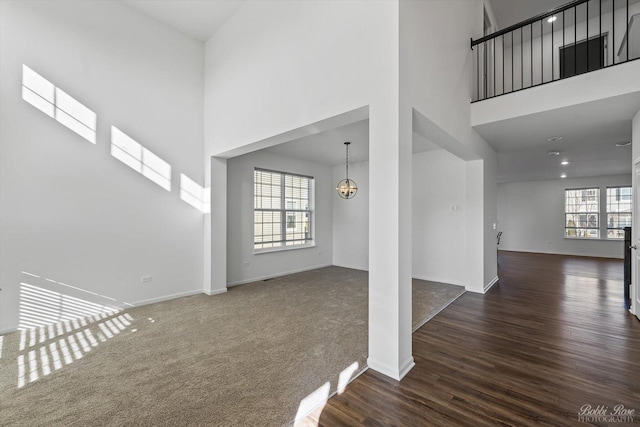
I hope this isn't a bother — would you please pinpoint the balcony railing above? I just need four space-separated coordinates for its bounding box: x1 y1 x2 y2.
471 0 640 102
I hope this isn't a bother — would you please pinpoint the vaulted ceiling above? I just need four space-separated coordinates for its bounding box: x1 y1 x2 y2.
117 0 636 182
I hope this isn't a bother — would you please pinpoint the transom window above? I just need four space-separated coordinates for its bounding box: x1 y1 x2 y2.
565 188 600 238
606 187 632 239
254 169 313 251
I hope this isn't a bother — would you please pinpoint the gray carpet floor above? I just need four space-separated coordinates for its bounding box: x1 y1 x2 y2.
0 266 464 426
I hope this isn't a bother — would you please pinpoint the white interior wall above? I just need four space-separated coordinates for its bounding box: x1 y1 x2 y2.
333 162 369 271
0 0 205 333
400 0 498 291
333 150 469 287
204 0 416 379
226 151 333 285
497 175 631 258
412 151 468 286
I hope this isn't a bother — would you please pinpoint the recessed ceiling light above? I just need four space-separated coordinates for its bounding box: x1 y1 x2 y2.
547 16 557 23
547 136 563 141
561 160 570 165
548 151 560 156
560 174 567 178
616 141 631 147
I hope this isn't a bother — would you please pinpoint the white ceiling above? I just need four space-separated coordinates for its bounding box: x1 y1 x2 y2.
117 0 637 182
263 120 440 167
489 0 570 29
475 92 640 182
119 0 245 42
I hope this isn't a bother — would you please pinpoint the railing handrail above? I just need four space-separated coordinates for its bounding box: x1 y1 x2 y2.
471 0 589 47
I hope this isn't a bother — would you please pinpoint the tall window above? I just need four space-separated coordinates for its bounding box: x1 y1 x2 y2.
254 169 313 251
565 188 600 238
606 187 632 239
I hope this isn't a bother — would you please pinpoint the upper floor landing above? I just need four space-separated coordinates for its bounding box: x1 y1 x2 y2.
471 0 640 126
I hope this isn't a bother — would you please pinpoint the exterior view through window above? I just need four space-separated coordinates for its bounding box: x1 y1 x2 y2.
565 186 632 239
565 188 599 238
606 187 632 239
254 169 313 251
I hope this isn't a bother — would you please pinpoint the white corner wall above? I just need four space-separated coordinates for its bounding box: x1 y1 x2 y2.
332 150 470 287
227 151 333 285
204 0 415 380
497 175 631 259
333 161 369 271
0 1 205 333
400 0 498 290
412 151 468 286
204 0 398 159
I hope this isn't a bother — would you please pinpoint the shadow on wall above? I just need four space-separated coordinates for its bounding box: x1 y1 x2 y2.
20 64 210 213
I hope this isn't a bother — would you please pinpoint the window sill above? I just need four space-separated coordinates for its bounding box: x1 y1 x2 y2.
563 237 624 242
254 243 316 255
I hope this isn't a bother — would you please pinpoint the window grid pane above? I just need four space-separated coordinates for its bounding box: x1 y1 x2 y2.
606 187 632 239
565 188 600 238
254 169 313 250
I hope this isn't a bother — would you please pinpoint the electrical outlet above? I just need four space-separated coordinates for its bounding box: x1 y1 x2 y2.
141 275 152 283
243 262 249 267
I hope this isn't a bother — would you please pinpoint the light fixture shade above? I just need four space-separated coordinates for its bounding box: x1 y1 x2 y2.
337 178 358 199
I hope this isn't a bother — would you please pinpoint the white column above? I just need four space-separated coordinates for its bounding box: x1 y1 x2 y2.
206 156 228 296
367 100 414 380
464 159 486 293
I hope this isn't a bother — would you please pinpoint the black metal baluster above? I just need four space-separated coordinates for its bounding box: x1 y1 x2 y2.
477 46 480 100
511 32 514 92
484 41 487 98
627 0 629 62
531 24 533 85
468 0 621 102
541 20 544 83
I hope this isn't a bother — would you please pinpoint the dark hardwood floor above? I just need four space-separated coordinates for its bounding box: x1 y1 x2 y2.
304 251 640 426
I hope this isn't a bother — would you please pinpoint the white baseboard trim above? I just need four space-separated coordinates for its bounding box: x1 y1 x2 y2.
203 288 227 296
398 357 416 380
484 276 499 293
499 248 623 260
0 289 205 335
332 262 369 272
412 274 466 288
125 289 204 309
367 356 415 381
227 263 333 287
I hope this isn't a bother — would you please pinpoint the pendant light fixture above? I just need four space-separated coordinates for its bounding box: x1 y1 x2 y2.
336 142 358 199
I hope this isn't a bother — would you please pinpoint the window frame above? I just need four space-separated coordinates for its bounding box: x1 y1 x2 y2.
253 168 314 253
606 186 632 240
564 187 600 239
